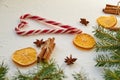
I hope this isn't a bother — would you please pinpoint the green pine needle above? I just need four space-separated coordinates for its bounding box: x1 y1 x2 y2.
94 27 119 43
95 54 120 67
111 50 120 59
34 61 65 80
94 26 120 52
13 70 33 80
12 60 65 80
72 72 88 80
95 41 120 52
0 62 8 80
93 26 120 80
104 69 120 80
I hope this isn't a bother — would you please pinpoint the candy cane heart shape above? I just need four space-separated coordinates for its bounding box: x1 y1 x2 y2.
15 14 82 36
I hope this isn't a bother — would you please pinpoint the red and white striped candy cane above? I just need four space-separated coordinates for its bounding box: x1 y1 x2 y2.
15 14 82 35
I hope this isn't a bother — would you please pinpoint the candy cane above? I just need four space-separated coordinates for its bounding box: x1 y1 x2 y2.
15 14 82 35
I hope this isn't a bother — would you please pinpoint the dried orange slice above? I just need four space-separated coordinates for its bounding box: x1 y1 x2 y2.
97 15 117 28
73 33 96 49
12 47 37 66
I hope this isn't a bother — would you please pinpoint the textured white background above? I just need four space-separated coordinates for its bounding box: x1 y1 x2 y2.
0 0 119 80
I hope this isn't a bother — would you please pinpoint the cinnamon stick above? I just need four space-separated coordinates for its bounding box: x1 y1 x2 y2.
106 4 118 7
37 47 47 62
37 37 55 62
108 27 120 31
103 4 120 15
103 9 118 15
43 38 55 60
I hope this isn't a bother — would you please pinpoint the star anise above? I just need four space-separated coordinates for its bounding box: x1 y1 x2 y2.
80 18 89 26
64 55 77 65
33 39 45 47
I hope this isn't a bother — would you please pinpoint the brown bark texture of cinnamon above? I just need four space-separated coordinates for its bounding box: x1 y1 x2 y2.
37 37 55 62
103 4 120 15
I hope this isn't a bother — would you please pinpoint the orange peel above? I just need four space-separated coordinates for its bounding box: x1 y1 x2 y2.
12 47 37 66
97 15 117 28
73 33 96 49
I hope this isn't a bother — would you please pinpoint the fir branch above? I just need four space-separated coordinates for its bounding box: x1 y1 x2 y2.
111 50 120 59
94 26 120 52
94 26 119 44
12 60 65 80
0 62 8 80
95 54 120 67
93 26 120 80
13 70 33 80
115 30 120 40
95 42 120 52
34 61 65 80
72 72 88 80
104 69 120 80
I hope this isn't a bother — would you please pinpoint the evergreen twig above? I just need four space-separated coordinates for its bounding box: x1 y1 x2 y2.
94 26 120 52
13 70 33 80
104 69 120 80
93 26 120 80
72 72 88 80
12 60 65 80
95 54 120 67
94 27 118 43
0 62 8 80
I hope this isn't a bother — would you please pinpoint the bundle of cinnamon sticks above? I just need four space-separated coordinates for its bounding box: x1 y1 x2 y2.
37 37 55 62
103 4 120 15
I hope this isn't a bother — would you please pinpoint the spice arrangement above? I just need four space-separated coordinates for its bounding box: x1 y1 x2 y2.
1 0 120 80
1 11 120 79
